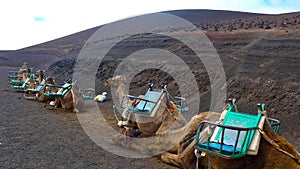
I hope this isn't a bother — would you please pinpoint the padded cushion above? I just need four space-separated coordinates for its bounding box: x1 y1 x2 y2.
199 142 241 153
136 91 163 112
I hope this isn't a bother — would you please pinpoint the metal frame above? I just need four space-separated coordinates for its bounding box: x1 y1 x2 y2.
195 100 281 159
43 82 73 98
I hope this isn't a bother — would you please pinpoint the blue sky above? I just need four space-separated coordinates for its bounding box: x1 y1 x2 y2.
0 0 299 50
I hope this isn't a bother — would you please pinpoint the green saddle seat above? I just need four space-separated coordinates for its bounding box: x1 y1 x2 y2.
81 88 95 100
195 103 263 159
44 83 73 98
26 79 45 93
123 89 164 116
11 76 32 90
134 90 164 114
8 71 19 79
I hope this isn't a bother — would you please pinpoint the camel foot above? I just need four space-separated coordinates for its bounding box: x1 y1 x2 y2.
73 108 79 113
124 128 142 137
118 121 129 127
161 152 181 168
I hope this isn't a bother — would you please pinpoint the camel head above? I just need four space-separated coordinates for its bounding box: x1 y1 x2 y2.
105 75 126 87
19 68 28 74
45 76 55 85
36 70 44 78
36 70 44 84
19 68 28 76
71 84 85 110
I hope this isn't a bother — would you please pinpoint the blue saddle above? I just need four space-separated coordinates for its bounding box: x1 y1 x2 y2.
26 79 45 93
124 89 164 115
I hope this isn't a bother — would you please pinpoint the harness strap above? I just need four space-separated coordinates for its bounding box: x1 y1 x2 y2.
194 149 201 169
259 129 300 164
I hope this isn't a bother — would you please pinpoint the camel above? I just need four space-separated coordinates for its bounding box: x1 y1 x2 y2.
11 69 29 86
26 69 44 90
42 80 85 113
37 76 56 102
24 70 46 99
53 84 85 113
105 75 187 137
36 69 44 84
113 104 300 169
9 62 29 82
113 111 220 157
11 70 36 91
18 66 30 82
105 75 127 104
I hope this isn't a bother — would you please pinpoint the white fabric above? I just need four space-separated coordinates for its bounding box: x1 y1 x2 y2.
94 94 106 102
50 101 55 106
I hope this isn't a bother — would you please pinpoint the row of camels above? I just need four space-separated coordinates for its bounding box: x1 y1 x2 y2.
105 75 300 169
8 66 300 169
9 68 84 113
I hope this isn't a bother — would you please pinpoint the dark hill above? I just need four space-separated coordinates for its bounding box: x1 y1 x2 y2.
0 10 266 69
164 9 266 24
0 26 100 69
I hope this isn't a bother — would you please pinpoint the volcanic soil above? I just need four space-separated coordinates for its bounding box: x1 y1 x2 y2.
1 10 300 169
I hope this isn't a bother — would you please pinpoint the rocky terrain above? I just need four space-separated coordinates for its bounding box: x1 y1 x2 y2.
1 9 299 168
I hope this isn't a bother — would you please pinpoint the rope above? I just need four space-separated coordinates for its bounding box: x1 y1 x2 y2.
194 149 200 169
259 129 300 164
23 93 38 100
207 154 211 169
113 105 121 123
194 150 212 169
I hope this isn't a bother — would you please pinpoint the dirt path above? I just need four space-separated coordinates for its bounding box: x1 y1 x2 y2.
0 67 177 169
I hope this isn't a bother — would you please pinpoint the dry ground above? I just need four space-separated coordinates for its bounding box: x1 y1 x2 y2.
0 66 178 169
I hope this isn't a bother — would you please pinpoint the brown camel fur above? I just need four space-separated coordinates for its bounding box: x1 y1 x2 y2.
188 121 300 169
52 84 85 113
26 76 36 90
105 75 187 137
114 109 300 169
36 69 44 84
26 69 44 90
19 69 28 82
38 77 56 102
113 112 220 155
105 75 127 103
13 69 29 86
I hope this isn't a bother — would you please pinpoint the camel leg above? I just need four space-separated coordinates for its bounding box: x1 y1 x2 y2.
54 98 61 108
73 108 79 113
178 139 198 169
136 131 155 138
124 128 142 137
161 139 197 169
161 152 182 168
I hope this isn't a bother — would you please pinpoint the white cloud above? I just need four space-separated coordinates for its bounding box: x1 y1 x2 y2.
0 0 298 50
